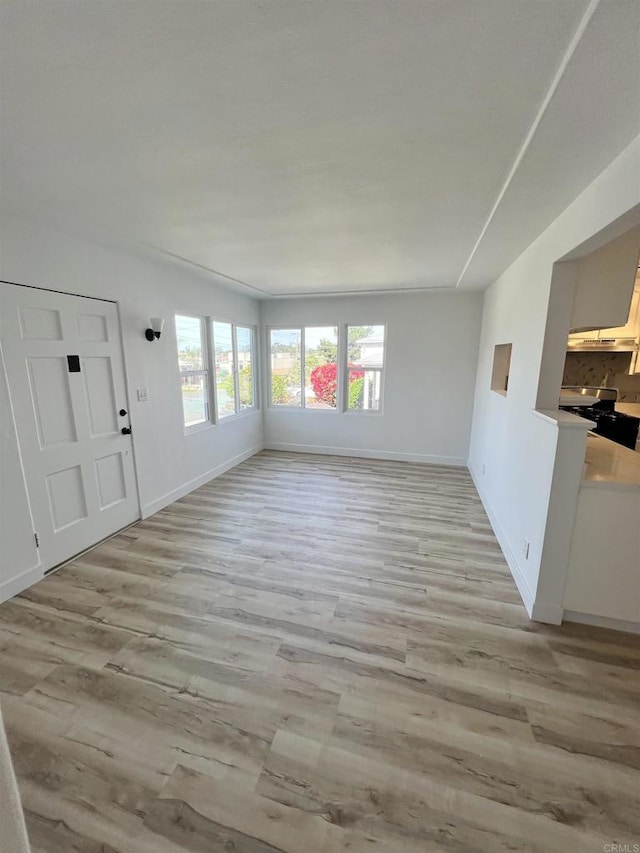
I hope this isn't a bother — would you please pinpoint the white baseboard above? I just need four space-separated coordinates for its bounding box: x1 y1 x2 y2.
0 443 262 604
141 443 264 519
531 601 564 625
0 562 43 605
265 442 466 467
563 610 640 635
469 464 537 619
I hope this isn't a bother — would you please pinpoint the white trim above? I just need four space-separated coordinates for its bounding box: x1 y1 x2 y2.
141 443 264 518
469 463 536 618
0 562 43 605
563 609 640 635
266 284 456 298
455 0 601 288
531 600 564 625
235 323 259 413
184 419 215 437
216 407 261 425
115 300 143 518
265 441 466 466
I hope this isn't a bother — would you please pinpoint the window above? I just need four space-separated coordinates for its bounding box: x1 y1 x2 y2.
236 326 255 410
346 325 385 411
213 321 236 418
212 321 257 418
175 315 210 428
269 326 338 408
305 326 338 408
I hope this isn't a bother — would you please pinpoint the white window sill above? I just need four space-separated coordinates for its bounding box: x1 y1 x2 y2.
184 420 214 436
217 407 260 424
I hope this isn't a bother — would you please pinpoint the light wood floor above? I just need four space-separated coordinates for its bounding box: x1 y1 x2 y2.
1 451 639 852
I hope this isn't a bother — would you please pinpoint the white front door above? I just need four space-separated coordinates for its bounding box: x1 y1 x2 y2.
0 284 139 571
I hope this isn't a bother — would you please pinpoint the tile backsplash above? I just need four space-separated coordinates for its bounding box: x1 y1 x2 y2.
563 352 640 402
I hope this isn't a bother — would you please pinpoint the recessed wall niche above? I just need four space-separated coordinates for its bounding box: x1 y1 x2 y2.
491 343 512 395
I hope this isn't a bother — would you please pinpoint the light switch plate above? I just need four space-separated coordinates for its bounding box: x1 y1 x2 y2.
137 388 149 402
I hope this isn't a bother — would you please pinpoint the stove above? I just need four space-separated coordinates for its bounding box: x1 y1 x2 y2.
560 386 639 450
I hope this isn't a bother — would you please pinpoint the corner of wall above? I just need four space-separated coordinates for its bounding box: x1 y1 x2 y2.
141 441 264 519
468 462 535 618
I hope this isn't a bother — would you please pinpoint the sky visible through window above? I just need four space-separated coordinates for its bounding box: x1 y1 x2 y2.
176 315 201 352
175 315 205 369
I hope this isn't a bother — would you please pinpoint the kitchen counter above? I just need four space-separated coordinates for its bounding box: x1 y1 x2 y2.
583 433 640 487
616 402 640 417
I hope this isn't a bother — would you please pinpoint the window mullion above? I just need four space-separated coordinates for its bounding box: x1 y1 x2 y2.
205 318 210 423
337 324 347 412
250 327 256 409
300 327 306 408
232 325 240 414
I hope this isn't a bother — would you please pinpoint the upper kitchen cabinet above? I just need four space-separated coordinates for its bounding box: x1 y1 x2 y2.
568 280 640 343
568 329 600 341
596 283 640 341
569 228 640 333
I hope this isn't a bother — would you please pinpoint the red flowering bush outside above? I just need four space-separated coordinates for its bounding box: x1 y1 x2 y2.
310 362 338 406
310 362 363 407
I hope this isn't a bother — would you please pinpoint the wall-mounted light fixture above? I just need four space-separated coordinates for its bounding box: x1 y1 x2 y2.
145 317 165 342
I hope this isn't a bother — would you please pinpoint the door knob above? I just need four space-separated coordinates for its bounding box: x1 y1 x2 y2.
121 427 132 435
119 409 127 417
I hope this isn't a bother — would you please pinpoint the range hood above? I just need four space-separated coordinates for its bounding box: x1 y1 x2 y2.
567 336 638 352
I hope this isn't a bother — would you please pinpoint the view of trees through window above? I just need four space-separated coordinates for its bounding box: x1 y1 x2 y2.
175 315 256 428
176 314 209 427
269 325 384 410
213 322 255 417
175 316 383 423
235 327 255 410
213 322 236 417
270 329 303 407
347 324 385 411
270 327 338 408
305 327 338 408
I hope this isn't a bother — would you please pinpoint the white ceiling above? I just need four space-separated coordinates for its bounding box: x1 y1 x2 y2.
1 0 638 297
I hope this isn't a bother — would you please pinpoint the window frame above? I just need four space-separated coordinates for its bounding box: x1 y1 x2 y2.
267 325 340 411
212 320 258 422
175 313 213 433
343 323 387 415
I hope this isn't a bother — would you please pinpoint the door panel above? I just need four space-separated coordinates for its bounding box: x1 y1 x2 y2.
0 284 140 572
95 453 127 509
27 356 77 447
45 465 88 531
78 312 109 343
19 306 64 340
83 357 119 437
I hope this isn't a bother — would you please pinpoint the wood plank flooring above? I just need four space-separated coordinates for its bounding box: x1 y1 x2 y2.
1 450 639 852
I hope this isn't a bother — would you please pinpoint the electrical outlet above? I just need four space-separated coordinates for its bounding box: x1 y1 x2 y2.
523 539 530 560
482 464 486 475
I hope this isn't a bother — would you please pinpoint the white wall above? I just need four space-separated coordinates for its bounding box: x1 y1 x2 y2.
469 135 640 622
0 212 263 598
261 291 483 465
